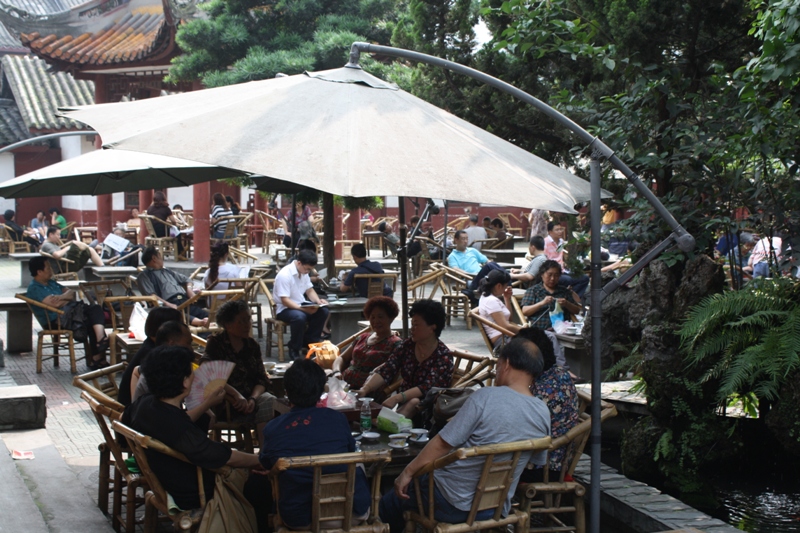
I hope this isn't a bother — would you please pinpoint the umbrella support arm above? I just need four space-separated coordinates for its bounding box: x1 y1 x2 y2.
347 42 695 253
0 131 97 155
600 234 679 301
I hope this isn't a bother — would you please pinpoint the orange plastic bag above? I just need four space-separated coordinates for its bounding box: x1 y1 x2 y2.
305 341 339 369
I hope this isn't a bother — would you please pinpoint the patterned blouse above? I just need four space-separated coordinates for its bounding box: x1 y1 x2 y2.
532 366 580 470
342 332 402 389
520 282 577 329
201 331 270 397
377 338 454 395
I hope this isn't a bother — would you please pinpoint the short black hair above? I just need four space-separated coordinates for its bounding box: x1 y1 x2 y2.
297 239 317 252
480 268 511 296
469 214 478 223
515 327 556 371
529 235 545 251
539 260 562 277
284 358 326 408
409 299 446 338
491 217 503 228
47 226 59 237
351 243 367 259
144 307 184 339
454 230 466 241
297 249 317 266
498 337 543 379
141 345 195 399
547 221 562 232
49 207 60 215
29 256 47 277
155 320 190 346
216 299 249 327
378 221 388 233
141 246 159 266
3 209 14 221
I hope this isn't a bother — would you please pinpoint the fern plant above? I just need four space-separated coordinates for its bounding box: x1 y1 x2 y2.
680 277 800 402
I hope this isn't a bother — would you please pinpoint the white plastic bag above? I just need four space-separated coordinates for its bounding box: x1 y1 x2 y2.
129 302 149 341
325 376 356 410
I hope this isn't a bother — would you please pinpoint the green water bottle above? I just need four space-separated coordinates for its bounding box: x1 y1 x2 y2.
360 398 373 432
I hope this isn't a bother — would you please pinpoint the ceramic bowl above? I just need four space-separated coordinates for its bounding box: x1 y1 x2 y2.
361 431 380 442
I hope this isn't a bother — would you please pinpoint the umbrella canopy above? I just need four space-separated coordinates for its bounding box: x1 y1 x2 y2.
0 149 246 198
60 67 599 213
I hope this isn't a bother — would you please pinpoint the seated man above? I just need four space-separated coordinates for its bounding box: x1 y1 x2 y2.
138 247 209 327
274 250 330 359
544 221 589 298
379 338 551 533
341 243 393 298
510 235 547 286
40 226 104 273
92 227 144 267
49 207 68 238
378 221 399 256
490 218 513 248
3 209 42 248
260 359 370 529
121 345 262 517
463 214 487 250
448 230 504 294
26 256 109 369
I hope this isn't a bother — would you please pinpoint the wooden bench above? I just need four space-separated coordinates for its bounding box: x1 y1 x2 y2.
0 297 32 353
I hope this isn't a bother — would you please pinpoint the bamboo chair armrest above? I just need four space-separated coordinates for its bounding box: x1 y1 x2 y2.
40 251 75 263
176 293 204 310
15 293 66 314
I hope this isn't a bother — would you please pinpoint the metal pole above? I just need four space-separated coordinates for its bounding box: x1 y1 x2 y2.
443 201 449 264
0 131 96 155
589 154 603 533
291 193 297 255
398 198 409 338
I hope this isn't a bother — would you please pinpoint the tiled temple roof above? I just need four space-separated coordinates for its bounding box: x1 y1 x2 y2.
0 21 27 53
1 54 94 131
19 6 170 67
0 97 33 144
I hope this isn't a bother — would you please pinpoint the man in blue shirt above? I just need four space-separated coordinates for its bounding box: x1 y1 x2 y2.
341 243 393 297
448 230 505 295
26 256 109 369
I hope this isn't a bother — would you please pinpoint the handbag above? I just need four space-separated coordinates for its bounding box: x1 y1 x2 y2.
306 340 339 369
59 301 89 342
433 387 476 423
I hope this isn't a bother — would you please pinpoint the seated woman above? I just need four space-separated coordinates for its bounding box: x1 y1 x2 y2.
260 359 370 529
211 193 234 240
203 243 246 291
490 217 512 248
332 296 402 390
121 345 260 514
477 269 521 351
520 260 582 330
355 299 453 418
516 327 580 481
201 300 275 447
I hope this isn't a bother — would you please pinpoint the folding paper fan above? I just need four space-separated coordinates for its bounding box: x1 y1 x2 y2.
185 360 235 410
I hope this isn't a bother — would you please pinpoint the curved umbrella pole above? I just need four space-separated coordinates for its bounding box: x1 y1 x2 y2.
348 41 695 533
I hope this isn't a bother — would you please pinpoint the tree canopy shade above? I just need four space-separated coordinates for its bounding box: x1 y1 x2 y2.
166 0 398 87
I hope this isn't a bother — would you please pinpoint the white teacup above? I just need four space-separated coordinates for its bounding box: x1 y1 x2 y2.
389 433 410 447
409 428 428 441
265 362 277 372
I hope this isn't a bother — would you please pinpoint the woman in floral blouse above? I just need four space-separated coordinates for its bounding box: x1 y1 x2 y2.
201 299 275 447
356 299 453 418
332 296 402 389
516 327 580 481
520 260 582 329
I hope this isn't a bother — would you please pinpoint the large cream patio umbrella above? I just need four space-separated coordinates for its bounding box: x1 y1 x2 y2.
59 66 595 213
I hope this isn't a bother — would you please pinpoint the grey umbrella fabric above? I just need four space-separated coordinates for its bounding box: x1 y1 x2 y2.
60 67 597 213
0 149 246 198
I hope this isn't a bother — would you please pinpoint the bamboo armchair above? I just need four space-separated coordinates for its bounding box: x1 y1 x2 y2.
112 420 226 533
0 224 32 253
351 272 398 298
431 264 473 329
186 289 245 335
468 308 519 355
82 392 146 533
450 350 496 387
139 214 177 260
405 437 552 533
103 295 159 363
256 210 283 250
40 241 82 277
498 213 523 236
73 362 127 408
269 449 392 533
517 390 617 533
337 240 363 264
215 277 264 338
262 279 289 362
406 268 446 302
16 293 86 373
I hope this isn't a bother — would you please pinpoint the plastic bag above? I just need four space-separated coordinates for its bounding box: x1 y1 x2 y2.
325 376 356 409
549 300 565 331
129 302 149 341
306 341 339 369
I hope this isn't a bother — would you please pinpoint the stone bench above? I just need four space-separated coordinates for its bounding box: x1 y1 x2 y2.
0 385 46 430
0 297 32 353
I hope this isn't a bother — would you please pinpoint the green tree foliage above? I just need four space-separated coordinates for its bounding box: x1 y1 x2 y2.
167 0 397 87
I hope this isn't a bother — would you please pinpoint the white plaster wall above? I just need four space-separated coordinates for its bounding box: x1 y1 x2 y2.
0 152 14 213
60 136 100 212
167 187 193 210
386 196 398 208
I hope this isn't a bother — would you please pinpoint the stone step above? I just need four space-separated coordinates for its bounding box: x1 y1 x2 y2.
0 385 46 430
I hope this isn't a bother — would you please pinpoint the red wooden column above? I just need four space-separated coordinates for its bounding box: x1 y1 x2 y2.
346 208 361 241
93 74 113 240
333 205 344 260
138 190 153 244
193 182 211 263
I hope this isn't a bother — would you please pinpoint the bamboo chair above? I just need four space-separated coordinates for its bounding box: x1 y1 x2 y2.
336 240 363 264
268 449 392 533
214 277 264 338
256 210 282 251
112 420 225 533
261 279 290 362
16 293 86 373
468 308 519 355
209 399 258 453
60 221 77 240
405 437 552 533
434 264 473 329
186 289 245 336
103 296 159 363
498 213 523 236
81 392 146 533
73 362 127 408
139 214 177 260
406 268 445 303
450 350 496 387
40 242 81 276
518 391 617 533
234 212 253 251
351 272 398 298
1 224 32 253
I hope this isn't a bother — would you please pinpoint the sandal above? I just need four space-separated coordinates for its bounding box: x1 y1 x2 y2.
96 336 110 356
